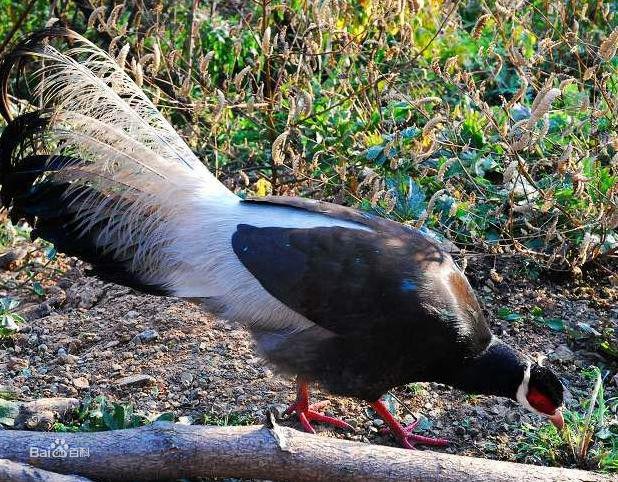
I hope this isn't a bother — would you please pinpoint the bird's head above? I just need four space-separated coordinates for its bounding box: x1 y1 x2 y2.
448 337 564 428
515 361 565 429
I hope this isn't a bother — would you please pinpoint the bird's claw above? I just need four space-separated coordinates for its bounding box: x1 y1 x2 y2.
371 400 449 449
284 399 353 434
383 422 450 448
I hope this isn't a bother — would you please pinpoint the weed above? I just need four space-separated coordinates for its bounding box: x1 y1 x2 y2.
54 396 175 432
517 367 618 472
0 297 24 338
201 411 256 427
1 0 615 272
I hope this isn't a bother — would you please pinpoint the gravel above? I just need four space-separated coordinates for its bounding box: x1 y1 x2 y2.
0 237 616 467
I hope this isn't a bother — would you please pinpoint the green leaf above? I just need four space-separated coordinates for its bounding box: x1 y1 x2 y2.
365 145 384 162
154 412 176 422
32 282 45 297
504 313 522 321
381 393 398 414
545 318 565 332
414 415 433 432
497 307 521 321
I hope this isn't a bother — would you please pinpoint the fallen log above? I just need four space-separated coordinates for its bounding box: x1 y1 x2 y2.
0 397 80 430
0 459 92 482
0 417 611 482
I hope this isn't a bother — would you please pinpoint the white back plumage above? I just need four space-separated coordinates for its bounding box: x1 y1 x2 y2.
2 28 366 336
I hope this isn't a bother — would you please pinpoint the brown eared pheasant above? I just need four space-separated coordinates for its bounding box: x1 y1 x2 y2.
0 27 565 448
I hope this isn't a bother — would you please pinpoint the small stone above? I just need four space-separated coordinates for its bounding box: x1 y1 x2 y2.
73 377 90 389
21 303 52 321
126 310 139 319
7 357 29 371
0 249 27 269
473 406 488 418
115 374 156 388
549 344 574 363
179 372 194 387
57 383 78 397
136 329 159 343
490 404 508 418
346 419 358 429
489 269 503 284
403 414 416 426
372 418 384 428
56 348 78 365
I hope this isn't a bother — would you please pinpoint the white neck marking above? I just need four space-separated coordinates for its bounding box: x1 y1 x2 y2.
516 361 545 416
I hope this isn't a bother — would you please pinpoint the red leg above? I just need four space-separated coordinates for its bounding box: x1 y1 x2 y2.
370 400 449 449
283 378 353 434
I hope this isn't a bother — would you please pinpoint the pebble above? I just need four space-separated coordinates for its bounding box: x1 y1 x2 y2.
115 374 157 387
346 419 358 429
21 303 52 321
403 414 416 426
56 348 78 365
179 372 194 387
372 418 384 428
549 344 574 363
134 329 159 344
7 357 29 371
72 376 90 389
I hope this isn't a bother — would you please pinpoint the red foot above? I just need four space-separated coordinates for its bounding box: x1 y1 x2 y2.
284 380 353 434
371 400 449 449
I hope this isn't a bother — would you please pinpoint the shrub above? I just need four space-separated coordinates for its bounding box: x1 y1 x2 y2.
0 0 616 271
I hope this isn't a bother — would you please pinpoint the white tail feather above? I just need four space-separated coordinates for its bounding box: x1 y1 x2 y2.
9 30 237 288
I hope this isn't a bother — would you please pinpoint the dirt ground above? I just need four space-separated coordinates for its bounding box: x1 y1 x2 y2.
1 233 617 469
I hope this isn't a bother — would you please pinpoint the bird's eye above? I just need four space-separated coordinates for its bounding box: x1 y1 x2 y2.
526 387 556 415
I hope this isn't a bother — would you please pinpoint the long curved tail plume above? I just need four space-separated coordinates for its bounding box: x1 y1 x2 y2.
0 27 237 293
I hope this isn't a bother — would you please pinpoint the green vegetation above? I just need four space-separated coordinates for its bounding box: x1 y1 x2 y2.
50 395 255 433
0 0 615 273
0 297 24 338
52 395 175 432
518 367 618 472
201 411 257 426
0 0 615 473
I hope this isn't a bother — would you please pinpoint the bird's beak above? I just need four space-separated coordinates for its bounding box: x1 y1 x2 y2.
549 409 564 429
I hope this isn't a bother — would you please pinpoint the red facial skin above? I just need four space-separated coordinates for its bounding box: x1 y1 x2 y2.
527 387 556 415
527 387 564 428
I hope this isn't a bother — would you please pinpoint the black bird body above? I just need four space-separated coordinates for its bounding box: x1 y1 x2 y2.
0 27 565 447
233 197 491 401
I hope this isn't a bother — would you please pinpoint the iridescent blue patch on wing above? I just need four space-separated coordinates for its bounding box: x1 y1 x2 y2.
401 278 416 293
